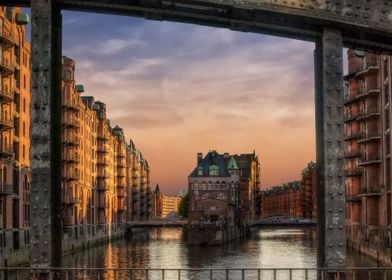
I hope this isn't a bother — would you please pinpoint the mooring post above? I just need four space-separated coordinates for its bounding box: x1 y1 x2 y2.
30 0 62 278
315 28 346 279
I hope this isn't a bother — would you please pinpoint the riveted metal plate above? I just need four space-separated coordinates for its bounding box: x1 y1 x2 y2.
316 28 346 270
30 0 63 271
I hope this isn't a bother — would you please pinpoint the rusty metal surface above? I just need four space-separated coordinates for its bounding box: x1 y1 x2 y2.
30 0 62 271
315 28 346 270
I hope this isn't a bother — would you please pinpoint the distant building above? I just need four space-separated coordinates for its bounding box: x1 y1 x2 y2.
152 184 163 219
161 195 182 218
260 181 301 218
188 150 260 226
260 161 317 221
301 162 317 221
61 56 152 252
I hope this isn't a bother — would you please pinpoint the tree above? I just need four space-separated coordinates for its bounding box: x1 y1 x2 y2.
178 193 189 219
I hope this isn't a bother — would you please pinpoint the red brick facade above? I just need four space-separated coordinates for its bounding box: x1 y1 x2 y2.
260 162 317 221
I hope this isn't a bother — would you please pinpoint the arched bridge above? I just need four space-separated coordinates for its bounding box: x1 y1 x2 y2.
127 220 187 228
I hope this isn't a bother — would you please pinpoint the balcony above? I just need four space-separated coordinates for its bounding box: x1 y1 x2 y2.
357 109 380 121
63 101 79 111
97 170 109 178
357 130 381 143
358 155 381 166
358 86 379 98
359 185 381 196
0 117 13 129
0 184 13 195
63 171 80 181
62 192 78 205
344 112 360 123
117 158 126 167
355 59 379 79
345 167 362 177
97 143 109 153
63 116 79 129
62 152 79 163
344 94 360 105
0 90 13 103
346 194 361 202
344 150 361 158
0 60 14 77
97 135 109 141
63 134 79 146
344 131 361 141
97 157 109 166
97 180 109 191
117 168 126 178
0 29 14 49
0 143 13 157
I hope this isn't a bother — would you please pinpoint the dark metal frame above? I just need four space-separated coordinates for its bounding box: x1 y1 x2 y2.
1 0 392 278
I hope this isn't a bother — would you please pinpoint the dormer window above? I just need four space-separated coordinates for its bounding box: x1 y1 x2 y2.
209 164 219 176
197 166 203 176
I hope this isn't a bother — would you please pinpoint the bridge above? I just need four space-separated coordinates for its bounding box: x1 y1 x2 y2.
2 0 392 278
250 216 316 227
127 220 187 228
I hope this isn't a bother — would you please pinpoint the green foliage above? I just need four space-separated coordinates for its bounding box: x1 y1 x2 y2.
178 193 189 219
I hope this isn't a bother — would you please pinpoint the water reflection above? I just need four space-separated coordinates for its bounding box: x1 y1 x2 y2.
59 227 380 280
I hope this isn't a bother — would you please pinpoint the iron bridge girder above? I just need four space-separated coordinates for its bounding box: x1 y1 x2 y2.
5 0 392 52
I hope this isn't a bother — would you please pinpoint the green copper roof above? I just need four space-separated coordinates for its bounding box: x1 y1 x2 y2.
227 157 239 170
354 50 365 57
16 13 29 25
75 84 85 93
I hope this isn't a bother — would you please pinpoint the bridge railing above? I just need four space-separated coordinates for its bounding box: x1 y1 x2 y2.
1 267 391 280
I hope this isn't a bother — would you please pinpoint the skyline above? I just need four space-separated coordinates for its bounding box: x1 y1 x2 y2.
60 11 316 195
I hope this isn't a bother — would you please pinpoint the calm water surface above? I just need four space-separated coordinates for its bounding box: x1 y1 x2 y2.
60 227 380 279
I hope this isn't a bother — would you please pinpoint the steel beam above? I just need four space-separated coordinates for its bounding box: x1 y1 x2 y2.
30 0 62 275
315 28 346 273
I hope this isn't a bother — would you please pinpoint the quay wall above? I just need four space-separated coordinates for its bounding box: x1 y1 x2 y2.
347 225 392 265
4 225 150 267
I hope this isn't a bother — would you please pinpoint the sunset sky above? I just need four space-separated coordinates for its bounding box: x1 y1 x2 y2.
57 11 318 194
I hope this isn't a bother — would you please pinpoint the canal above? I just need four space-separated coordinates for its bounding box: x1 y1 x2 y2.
58 227 381 279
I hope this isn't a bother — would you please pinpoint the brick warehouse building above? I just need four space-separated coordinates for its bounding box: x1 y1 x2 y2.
188 150 260 226
260 162 317 221
61 56 152 253
0 7 31 266
344 50 392 263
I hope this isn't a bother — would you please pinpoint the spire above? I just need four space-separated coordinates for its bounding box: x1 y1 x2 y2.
227 157 239 170
155 184 160 193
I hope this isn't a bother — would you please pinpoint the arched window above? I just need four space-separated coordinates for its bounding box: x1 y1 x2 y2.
202 193 209 200
24 174 28 191
216 193 226 200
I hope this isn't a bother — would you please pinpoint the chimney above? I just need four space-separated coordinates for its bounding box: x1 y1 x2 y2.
197 153 203 165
